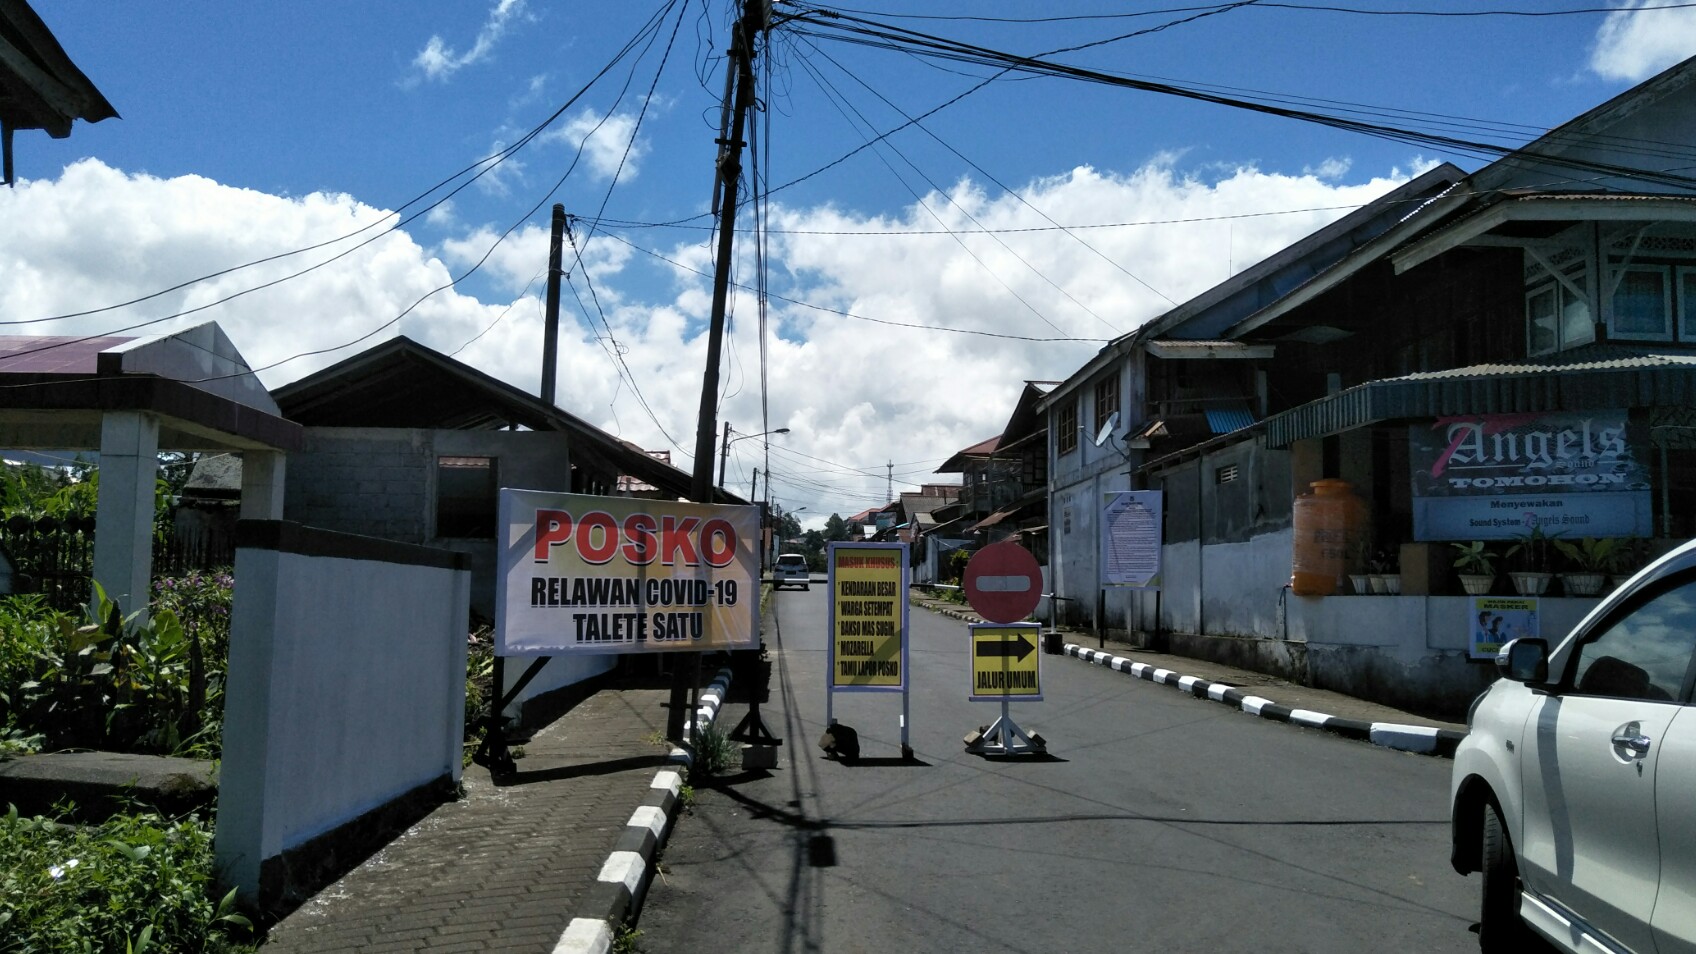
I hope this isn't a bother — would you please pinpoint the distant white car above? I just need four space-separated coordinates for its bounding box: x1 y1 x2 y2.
1450 537 1696 954
773 553 810 590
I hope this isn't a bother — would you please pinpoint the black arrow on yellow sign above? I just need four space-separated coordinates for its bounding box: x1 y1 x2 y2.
975 635 1035 662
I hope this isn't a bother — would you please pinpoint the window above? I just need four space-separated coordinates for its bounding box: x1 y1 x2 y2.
1215 464 1239 484
1526 268 1593 356
1093 372 1120 433
1612 266 1672 340
1056 400 1077 454
436 456 497 538
1568 577 1696 702
1679 266 1696 340
1022 450 1046 486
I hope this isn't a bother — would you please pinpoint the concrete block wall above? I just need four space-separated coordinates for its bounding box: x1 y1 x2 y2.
286 428 433 543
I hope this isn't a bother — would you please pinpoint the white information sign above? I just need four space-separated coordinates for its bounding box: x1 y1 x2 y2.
1101 490 1163 588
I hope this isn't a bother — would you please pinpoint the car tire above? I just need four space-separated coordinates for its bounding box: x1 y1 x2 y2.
1479 801 1529 952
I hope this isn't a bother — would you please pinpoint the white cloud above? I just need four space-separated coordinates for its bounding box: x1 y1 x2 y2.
413 0 528 82
1590 2 1696 82
0 159 498 386
543 108 651 182
0 155 1423 524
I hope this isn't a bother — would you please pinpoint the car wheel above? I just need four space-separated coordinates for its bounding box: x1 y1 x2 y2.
1479 801 1529 952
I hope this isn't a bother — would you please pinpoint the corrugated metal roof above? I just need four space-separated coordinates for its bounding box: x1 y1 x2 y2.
1205 406 1257 434
1387 347 1696 380
1266 350 1696 448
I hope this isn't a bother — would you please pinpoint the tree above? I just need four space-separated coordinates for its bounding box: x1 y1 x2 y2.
823 513 850 542
777 510 803 543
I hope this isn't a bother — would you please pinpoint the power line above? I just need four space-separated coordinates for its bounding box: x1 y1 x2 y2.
798 2 1696 23
597 229 1109 342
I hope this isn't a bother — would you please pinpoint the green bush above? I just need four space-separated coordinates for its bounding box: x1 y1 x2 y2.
0 578 232 759
0 803 254 953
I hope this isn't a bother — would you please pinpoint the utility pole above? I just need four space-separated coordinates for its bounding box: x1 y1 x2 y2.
673 0 769 742
689 0 766 505
887 460 893 503
540 204 565 405
717 422 733 490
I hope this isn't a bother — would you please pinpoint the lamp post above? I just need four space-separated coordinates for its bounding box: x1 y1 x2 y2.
719 423 789 491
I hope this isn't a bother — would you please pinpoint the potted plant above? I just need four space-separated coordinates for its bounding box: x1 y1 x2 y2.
1450 541 1497 596
1553 537 1621 597
1347 537 1372 595
1505 526 1560 596
1367 548 1401 595
1606 538 1646 589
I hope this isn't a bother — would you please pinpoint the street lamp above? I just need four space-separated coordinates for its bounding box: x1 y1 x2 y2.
719 423 790 490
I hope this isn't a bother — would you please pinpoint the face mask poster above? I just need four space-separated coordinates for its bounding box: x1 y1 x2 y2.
1409 410 1652 542
495 489 760 655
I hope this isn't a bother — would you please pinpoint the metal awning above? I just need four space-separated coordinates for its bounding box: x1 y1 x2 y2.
1264 350 1696 448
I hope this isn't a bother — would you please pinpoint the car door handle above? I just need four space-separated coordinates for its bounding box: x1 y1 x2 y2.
1612 722 1652 759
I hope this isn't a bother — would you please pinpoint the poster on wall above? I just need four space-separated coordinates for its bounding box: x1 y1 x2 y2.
1409 410 1652 541
1101 490 1163 587
1469 596 1539 661
495 489 760 655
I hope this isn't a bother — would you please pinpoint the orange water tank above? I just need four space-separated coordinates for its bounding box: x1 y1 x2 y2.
1290 478 1367 596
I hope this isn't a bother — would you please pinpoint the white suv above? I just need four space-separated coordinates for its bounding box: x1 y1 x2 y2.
773 553 810 591
1450 537 1696 954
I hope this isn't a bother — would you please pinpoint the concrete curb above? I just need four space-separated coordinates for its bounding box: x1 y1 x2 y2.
552 665 735 954
1065 645 1466 758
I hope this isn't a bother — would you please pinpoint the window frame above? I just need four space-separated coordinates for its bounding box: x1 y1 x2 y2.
1558 572 1696 704
1056 400 1078 455
1093 372 1120 435
1610 264 1673 342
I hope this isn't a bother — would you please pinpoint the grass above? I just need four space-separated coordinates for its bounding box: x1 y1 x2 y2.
690 723 737 777
0 802 256 953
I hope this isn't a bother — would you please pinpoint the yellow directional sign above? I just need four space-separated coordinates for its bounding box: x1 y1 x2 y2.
969 624 1042 701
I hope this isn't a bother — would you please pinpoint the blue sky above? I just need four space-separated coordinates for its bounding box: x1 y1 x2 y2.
8 1 1696 522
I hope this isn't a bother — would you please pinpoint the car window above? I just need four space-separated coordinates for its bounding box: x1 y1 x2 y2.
1566 576 1696 703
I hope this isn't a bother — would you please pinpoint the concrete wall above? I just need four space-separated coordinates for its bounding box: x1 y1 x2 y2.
284 427 616 717
1146 521 1604 717
216 521 470 908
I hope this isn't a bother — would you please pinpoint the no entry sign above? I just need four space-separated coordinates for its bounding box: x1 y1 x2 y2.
963 541 1042 623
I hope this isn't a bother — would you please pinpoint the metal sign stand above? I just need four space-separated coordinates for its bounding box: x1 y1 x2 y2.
966 695 1045 756
473 655 552 776
824 541 913 761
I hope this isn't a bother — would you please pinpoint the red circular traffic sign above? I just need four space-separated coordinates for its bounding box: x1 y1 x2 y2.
963 541 1043 623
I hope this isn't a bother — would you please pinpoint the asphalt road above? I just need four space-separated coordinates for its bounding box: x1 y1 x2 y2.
636 583 1485 953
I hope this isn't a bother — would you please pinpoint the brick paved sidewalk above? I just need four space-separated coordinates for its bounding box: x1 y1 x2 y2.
261 687 679 953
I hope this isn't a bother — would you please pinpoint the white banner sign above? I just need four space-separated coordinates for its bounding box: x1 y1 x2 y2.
495 489 760 656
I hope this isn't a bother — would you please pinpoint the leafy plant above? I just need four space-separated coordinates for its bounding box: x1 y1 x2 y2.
690 723 737 777
1451 541 1497 576
0 581 232 758
1368 548 1399 575
1506 525 1562 573
1553 537 1631 574
0 803 255 952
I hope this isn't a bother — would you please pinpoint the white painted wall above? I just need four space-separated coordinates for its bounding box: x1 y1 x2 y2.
216 542 471 903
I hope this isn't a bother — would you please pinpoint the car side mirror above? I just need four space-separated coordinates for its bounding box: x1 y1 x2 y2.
1495 637 1549 684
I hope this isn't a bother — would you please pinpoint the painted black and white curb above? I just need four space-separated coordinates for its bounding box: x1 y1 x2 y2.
1066 645 1466 758
552 665 735 954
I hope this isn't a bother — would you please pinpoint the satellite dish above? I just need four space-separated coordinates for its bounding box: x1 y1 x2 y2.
1093 411 1119 447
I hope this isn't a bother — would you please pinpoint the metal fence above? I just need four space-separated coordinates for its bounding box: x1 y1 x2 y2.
0 514 234 612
